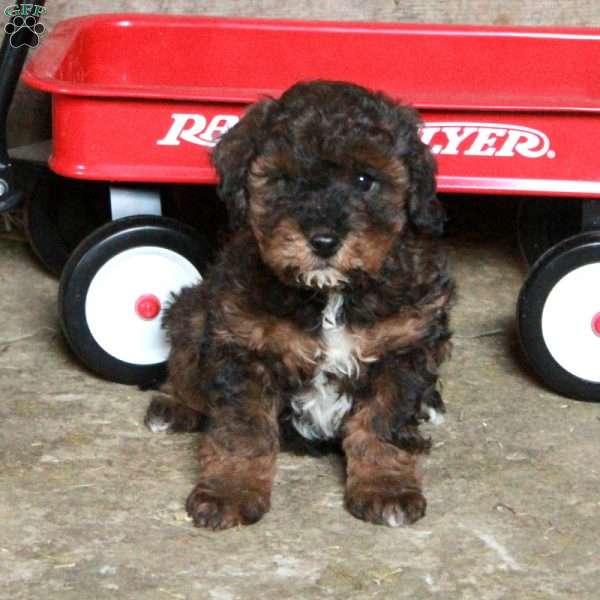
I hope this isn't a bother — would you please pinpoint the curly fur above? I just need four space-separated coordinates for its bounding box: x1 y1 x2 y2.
145 80 454 530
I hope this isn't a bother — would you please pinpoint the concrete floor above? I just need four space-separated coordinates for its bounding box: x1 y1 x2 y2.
1 199 599 599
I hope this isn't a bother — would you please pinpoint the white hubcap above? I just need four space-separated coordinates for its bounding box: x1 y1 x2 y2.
85 246 201 365
541 262 600 382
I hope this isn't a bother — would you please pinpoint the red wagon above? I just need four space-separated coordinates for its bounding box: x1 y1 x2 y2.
14 13 600 400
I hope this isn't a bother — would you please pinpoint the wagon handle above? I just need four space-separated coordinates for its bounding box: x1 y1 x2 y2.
0 0 45 213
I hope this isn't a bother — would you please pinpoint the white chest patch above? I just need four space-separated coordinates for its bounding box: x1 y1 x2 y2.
291 293 363 440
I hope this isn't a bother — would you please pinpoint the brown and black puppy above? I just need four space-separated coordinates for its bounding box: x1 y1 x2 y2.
145 80 454 530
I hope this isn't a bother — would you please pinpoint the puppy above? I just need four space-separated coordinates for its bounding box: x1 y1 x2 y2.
145 80 454 529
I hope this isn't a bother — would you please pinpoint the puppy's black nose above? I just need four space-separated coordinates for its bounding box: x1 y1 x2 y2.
309 233 340 258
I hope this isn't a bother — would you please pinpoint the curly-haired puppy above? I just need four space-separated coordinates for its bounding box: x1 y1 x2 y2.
145 80 454 529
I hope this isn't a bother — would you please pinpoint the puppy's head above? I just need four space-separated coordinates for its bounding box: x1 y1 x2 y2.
213 80 442 288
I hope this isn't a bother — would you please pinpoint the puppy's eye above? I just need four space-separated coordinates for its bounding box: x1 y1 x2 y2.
354 173 377 193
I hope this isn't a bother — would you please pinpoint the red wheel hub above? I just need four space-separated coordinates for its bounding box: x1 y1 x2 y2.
591 312 600 337
135 294 161 320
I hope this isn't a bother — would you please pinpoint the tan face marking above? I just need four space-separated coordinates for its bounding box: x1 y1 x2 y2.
247 153 413 285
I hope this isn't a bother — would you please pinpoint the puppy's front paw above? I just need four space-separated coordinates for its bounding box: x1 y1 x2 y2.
186 480 270 530
345 481 426 527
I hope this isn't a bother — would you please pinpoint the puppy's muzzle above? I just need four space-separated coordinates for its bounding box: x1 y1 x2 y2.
309 233 341 258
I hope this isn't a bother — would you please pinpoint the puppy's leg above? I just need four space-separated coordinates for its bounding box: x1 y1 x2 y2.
186 374 279 530
342 357 435 527
145 287 210 434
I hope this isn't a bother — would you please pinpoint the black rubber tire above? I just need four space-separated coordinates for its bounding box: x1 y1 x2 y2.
23 177 226 277
517 196 582 266
58 215 212 386
24 173 110 276
517 231 600 402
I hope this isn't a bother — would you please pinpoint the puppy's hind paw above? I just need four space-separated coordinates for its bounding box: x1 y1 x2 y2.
144 397 173 432
144 396 204 433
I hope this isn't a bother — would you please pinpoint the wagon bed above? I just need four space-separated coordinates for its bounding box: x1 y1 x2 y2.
22 14 600 196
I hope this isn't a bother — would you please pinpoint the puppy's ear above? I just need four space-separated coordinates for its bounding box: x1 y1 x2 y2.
406 140 445 237
212 99 275 230
390 104 445 236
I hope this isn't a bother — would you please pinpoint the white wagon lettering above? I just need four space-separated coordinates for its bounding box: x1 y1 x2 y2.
157 116 555 160
420 122 555 158
157 113 240 147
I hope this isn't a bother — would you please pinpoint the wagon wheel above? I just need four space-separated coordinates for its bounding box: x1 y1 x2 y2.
24 172 110 276
517 231 600 402
58 215 211 386
517 197 582 266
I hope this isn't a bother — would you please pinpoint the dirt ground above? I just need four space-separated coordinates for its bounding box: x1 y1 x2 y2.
1 198 599 600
